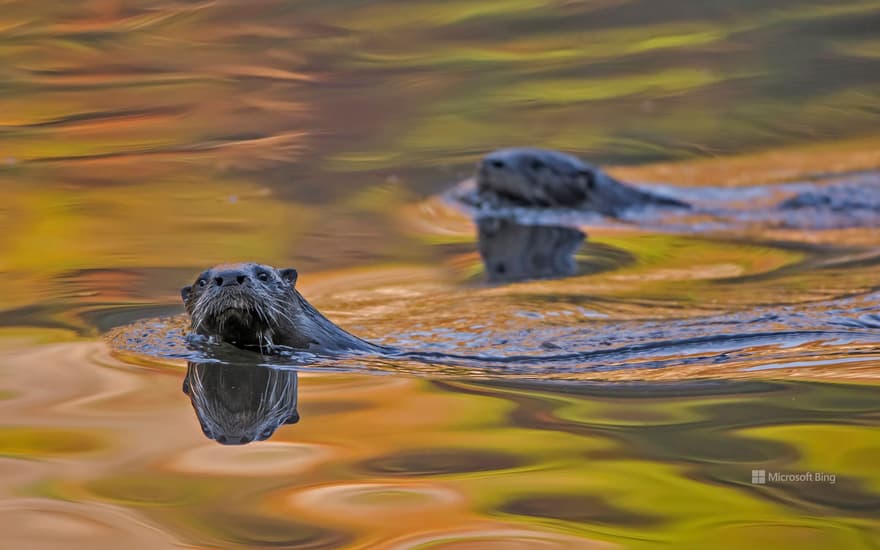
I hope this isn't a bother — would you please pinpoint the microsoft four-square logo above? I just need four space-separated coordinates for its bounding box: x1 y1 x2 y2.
752 469 766 484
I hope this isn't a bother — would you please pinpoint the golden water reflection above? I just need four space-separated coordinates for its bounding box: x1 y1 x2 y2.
1 341 878 548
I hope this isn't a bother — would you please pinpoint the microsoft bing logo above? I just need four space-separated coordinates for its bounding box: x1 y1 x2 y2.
750 469 836 484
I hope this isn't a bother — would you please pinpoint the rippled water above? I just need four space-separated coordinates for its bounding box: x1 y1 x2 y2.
2 1 880 548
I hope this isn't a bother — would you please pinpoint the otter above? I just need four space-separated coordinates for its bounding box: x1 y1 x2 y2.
468 148 689 215
181 262 379 354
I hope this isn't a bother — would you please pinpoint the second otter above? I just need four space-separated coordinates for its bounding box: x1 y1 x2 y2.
470 148 689 215
181 263 379 354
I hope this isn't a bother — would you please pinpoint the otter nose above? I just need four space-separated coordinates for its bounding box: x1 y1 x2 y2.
213 270 248 287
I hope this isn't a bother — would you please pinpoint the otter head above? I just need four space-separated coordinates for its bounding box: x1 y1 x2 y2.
477 148 601 207
181 263 298 350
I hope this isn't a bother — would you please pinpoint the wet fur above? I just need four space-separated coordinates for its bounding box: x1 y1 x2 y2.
182 262 377 354
474 147 688 215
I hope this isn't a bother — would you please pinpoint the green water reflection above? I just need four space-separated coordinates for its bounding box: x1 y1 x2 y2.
4 350 877 548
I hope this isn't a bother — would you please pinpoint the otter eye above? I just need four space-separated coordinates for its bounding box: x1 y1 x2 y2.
530 159 545 171
260 428 273 439
197 279 207 287
257 271 270 282
578 170 596 190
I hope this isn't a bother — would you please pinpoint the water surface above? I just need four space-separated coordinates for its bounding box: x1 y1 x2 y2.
2 1 880 548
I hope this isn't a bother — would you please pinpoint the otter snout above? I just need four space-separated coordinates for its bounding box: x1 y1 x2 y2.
213 269 249 287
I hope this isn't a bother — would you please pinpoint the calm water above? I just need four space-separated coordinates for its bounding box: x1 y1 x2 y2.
2 1 880 548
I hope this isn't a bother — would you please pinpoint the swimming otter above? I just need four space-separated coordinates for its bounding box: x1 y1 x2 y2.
181 262 378 354
470 148 689 215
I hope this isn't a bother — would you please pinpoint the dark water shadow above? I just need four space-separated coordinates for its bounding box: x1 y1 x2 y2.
476 216 635 283
477 217 585 283
183 360 300 445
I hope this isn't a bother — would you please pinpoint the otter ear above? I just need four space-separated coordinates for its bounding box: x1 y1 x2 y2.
285 410 300 424
182 378 191 395
181 285 192 302
279 268 298 286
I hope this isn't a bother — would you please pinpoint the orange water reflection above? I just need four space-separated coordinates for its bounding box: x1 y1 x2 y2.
1 341 879 548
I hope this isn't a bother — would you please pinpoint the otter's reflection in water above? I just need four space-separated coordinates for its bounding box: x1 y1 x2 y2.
477 217 585 283
183 361 300 445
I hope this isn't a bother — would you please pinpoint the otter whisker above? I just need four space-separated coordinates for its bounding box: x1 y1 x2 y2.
268 298 296 326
